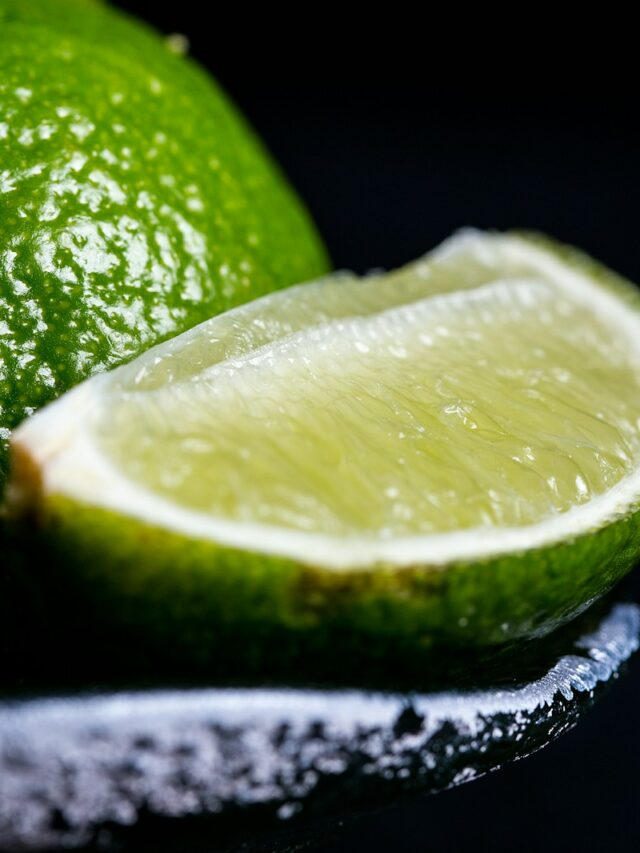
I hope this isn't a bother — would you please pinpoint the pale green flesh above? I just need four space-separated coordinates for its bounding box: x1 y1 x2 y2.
94 236 640 538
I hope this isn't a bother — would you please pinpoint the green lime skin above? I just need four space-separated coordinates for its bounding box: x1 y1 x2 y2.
0 0 329 484
9 492 640 686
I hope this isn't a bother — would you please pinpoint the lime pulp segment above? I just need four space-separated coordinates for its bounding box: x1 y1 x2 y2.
40 230 640 547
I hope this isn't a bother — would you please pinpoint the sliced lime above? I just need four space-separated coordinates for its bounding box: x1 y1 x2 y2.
9 231 640 663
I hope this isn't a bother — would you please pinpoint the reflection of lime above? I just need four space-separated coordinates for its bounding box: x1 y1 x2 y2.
11 231 640 671
0 0 329 483
0 599 637 851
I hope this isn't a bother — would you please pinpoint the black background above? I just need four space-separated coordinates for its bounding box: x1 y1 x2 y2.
115 4 640 849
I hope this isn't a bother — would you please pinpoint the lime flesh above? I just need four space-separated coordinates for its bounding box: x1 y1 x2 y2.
99 241 640 539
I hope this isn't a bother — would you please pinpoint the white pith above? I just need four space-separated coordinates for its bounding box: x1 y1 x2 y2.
11 231 640 569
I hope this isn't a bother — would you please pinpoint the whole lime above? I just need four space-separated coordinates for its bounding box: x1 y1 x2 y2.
0 0 329 484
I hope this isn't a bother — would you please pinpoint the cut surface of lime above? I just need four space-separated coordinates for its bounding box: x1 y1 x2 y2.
9 231 640 656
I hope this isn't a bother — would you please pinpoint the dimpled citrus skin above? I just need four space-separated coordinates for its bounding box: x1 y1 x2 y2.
0 1 329 483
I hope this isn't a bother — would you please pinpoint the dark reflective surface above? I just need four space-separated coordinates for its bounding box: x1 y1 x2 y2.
1 581 638 851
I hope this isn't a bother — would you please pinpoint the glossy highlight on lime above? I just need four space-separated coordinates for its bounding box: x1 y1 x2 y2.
0 0 329 483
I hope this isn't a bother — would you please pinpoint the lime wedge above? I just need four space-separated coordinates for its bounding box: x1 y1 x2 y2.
9 231 640 662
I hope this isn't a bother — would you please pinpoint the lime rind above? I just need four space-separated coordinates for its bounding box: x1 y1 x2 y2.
22 488 640 654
